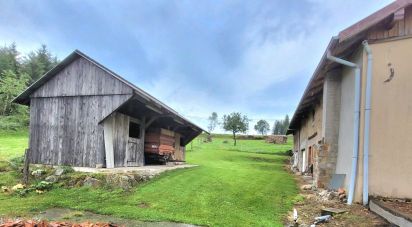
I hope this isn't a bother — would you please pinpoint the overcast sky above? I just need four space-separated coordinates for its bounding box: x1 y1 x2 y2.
0 0 393 134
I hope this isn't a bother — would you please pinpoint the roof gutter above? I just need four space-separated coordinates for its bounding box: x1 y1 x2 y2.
326 49 361 205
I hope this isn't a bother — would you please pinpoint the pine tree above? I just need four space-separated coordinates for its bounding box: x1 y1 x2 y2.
23 44 58 83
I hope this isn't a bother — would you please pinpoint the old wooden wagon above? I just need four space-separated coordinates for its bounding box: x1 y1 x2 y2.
13 50 203 168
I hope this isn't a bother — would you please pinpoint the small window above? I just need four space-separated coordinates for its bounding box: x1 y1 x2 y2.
129 122 140 139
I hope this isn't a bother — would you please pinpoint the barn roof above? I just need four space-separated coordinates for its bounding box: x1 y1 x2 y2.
13 50 206 135
287 0 412 134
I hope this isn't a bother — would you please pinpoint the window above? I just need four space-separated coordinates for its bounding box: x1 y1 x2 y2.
129 122 141 138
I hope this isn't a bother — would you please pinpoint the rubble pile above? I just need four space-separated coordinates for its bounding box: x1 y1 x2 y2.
317 188 347 203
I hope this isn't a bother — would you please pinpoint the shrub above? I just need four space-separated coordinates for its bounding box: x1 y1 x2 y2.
0 115 29 131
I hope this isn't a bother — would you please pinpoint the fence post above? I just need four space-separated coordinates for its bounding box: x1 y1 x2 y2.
23 148 30 185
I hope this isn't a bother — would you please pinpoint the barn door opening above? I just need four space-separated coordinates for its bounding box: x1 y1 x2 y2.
126 121 144 166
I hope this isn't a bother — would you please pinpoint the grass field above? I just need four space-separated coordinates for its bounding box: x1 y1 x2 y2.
0 132 297 226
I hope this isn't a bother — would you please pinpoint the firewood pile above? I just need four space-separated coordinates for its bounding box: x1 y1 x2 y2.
145 128 175 155
0 220 120 227
265 135 287 144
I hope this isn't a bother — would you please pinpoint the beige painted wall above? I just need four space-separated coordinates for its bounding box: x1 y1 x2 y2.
293 37 412 200
364 38 412 199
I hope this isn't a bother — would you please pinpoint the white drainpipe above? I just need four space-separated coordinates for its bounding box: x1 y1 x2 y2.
326 51 361 205
362 41 372 206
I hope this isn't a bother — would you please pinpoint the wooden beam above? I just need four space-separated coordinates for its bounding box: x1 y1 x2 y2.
145 116 159 129
145 104 162 114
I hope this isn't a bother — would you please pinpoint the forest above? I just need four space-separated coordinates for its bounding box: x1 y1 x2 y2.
0 43 59 130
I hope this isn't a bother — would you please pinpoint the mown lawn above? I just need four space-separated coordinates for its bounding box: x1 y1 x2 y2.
0 131 28 161
0 132 297 227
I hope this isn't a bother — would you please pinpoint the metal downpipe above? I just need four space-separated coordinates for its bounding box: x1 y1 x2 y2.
362 41 373 206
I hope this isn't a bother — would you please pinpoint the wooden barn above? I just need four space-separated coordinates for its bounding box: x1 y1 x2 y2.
13 50 204 168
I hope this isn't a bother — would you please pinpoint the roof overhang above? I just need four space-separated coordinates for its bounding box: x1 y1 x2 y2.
12 50 206 141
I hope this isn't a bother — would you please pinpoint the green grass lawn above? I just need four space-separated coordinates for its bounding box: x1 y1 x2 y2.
0 131 28 161
0 132 297 227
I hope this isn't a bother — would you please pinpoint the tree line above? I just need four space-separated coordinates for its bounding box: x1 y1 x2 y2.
207 112 290 145
0 43 59 130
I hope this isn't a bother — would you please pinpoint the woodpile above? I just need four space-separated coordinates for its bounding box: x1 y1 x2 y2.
265 135 288 144
144 128 175 155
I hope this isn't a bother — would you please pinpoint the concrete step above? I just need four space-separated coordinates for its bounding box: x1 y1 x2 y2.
370 199 412 227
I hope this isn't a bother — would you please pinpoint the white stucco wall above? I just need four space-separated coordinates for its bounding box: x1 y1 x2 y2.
335 49 363 189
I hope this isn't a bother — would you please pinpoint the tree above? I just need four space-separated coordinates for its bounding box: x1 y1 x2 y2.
254 119 270 135
0 43 20 76
207 112 218 133
0 70 29 115
282 115 290 134
22 44 58 83
272 120 282 135
272 114 291 135
0 43 59 130
222 112 249 146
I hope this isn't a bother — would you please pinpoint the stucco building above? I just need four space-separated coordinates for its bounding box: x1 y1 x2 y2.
287 0 412 205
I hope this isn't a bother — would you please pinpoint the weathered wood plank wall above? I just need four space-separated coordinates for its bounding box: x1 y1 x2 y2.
29 95 132 167
28 57 134 167
31 57 132 97
368 6 412 40
111 112 129 167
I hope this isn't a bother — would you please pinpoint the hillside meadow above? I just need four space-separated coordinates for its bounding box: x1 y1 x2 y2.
0 132 297 226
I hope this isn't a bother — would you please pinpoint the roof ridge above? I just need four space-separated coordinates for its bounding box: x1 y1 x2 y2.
13 50 205 132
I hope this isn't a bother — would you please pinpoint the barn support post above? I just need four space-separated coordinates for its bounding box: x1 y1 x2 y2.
103 115 115 168
140 116 146 165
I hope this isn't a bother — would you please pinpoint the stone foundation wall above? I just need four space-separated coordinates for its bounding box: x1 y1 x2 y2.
314 143 338 188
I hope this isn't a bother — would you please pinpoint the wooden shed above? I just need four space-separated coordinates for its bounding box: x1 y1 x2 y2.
13 50 204 168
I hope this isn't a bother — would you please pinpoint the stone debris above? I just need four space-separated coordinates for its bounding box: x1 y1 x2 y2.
45 175 59 183
316 188 347 202
11 184 24 191
82 177 102 188
300 184 313 190
54 167 65 176
31 169 45 177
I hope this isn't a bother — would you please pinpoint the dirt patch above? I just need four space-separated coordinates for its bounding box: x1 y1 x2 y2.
285 174 389 226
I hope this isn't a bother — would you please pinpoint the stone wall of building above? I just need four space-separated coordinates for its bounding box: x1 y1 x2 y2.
313 70 342 188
